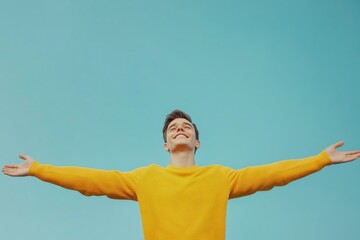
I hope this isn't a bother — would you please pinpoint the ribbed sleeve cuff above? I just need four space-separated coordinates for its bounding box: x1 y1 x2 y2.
319 150 332 166
28 161 40 176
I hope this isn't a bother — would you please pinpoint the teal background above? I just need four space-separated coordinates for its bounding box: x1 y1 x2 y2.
1 0 359 239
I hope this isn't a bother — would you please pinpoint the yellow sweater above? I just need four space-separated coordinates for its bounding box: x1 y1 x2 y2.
29 151 331 240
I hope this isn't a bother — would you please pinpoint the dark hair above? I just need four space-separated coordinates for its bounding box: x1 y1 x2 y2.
162 109 199 143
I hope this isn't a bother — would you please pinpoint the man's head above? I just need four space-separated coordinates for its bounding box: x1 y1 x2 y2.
162 110 200 153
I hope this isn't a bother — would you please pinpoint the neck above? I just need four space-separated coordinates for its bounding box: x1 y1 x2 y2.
169 150 195 168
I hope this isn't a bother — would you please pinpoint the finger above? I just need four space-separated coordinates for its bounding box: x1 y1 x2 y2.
333 141 345 149
19 154 27 160
345 153 360 162
3 164 19 169
2 168 18 176
345 151 360 155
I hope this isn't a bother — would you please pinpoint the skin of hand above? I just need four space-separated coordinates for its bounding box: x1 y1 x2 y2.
2 154 34 177
325 141 360 164
2 141 359 177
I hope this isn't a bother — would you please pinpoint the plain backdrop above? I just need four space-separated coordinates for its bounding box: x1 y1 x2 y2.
1 0 359 239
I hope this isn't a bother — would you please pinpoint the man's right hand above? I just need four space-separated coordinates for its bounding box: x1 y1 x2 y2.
2 154 34 177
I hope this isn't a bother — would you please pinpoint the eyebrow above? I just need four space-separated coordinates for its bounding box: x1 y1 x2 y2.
168 122 193 130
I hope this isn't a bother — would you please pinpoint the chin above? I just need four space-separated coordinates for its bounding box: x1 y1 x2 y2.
172 143 194 152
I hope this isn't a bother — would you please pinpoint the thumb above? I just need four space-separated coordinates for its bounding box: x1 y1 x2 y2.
333 141 345 149
19 154 31 161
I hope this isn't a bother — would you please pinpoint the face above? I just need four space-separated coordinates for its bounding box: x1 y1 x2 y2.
164 118 200 153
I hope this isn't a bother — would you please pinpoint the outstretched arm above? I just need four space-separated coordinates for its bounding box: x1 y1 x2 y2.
2 155 142 200
226 141 359 199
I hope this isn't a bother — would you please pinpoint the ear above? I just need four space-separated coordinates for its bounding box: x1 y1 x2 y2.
195 140 200 149
164 143 170 152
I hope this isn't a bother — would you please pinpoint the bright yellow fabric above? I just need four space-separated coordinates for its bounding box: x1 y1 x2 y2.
29 151 331 240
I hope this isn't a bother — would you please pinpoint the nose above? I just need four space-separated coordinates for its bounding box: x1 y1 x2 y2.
176 126 184 132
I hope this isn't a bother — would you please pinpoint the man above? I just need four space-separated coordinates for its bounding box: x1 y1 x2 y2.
3 110 360 240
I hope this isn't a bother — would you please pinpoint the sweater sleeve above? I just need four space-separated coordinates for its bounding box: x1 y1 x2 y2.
28 161 146 201
223 151 332 199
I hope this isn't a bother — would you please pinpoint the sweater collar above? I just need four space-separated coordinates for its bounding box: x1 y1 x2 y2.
166 164 199 170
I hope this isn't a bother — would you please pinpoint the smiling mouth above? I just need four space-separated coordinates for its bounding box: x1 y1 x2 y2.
174 134 188 139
